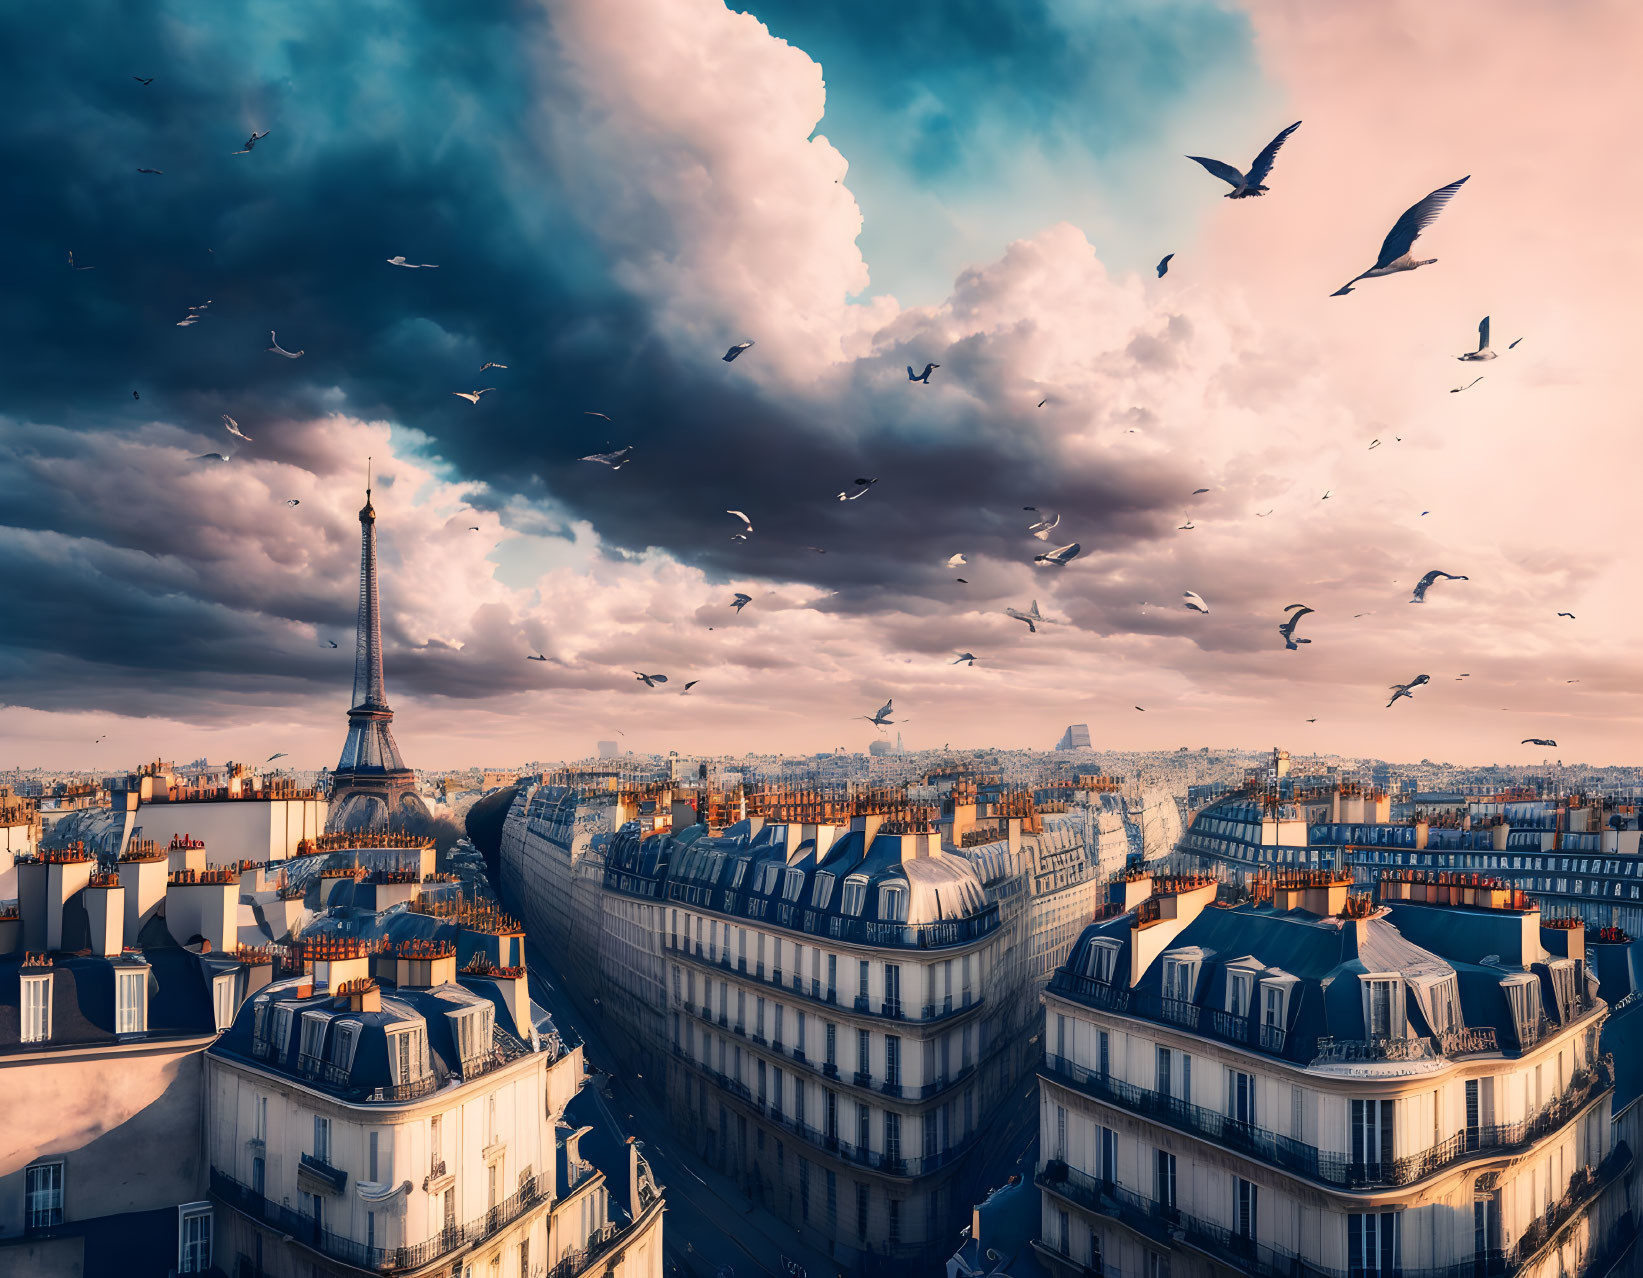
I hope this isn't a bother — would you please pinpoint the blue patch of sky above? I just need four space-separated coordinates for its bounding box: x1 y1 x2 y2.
740 0 1283 304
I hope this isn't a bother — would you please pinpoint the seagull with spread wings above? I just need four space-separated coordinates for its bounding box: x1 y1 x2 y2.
953 653 978 666
1387 674 1431 707
1331 176 1469 295
232 130 269 155
857 699 895 728
726 510 753 541
1034 542 1081 567
267 331 304 359
1521 738 1558 747
386 255 438 268
1458 316 1497 361
1410 569 1468 603
633 672 669 688
1157 254 1174 277
222 414 252 442
1277 604 1314 650
1027 511 1060 541
730 593 752 612
1182 591 1210 614
1186 121 1302 198
580 446 633 469
723 342 754 362
452 388 494 404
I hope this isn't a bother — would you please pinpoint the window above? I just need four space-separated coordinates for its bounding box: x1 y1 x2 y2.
885 1112 901 1164
1162 956 1196 1003
213 974 238 1032
430 1115 443 1169
21 974 51 1043
450 1007 494 1066
826 1022 837 1066
1156 1046 1173 1099
841 876 869 916
1227 969 1254 1018
1083 940 1120 983
1055 1105 1068 1160
783 869 806 902
858 1028 871 1077
1351 1099 1394 1171
178 1203 213 1273
878 883 908 922
25 1162 63 1231
813 872 836 909
1153 1150 1176 1212
856 1182 868 1237
1100 1126 1117 1186
114 968 148 1033
857 1099 869 1149
298 1010 328 1063
1361 976 1401 1039
331 1022 359 1072
1235 1178 1258 1241
368 1131 379 1182
1098 1030 1110 1079
1349 1211 1400 1277
388 1026 429 1085
826 1170 838 1226
1228 1071 1256 1126
885 1035 901 1087
859 960 871 1001
313 1115 331 1164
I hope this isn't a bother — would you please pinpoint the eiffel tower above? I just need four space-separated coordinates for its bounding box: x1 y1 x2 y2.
326 472 431 833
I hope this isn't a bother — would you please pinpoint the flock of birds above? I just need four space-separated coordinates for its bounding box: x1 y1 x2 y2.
106 82 1570 754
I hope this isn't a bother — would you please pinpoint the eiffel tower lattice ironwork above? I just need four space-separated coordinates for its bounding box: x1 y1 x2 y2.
327 467 428 833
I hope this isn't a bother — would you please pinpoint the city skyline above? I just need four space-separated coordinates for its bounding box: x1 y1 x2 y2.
5 0 1642 769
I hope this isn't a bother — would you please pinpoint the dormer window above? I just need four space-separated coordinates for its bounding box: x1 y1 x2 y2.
1501 976 1539 1044
728 859 748 890
1360 974 1405 1040
812 872 836 909
841 876 869 917
330 1020 361 1072
758 864 781 894
878 883 908 923
1548 960 1579 1023
299 1010 331 1066
1161 954 1200 1004
20 973 52 1043
449 1006 496 1069
116 966 149 1035
270 1004 295 1056
388 1024 431 1086
1082 939 1121 984
1227 969 1256 1018
782 869 806 902
212 973 238 1032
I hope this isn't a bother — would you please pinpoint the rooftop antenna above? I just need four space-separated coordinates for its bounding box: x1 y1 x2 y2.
366 455 372 501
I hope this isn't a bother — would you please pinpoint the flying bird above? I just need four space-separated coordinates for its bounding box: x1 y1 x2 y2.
1134 706 1146 712
1178 520 1195 531
480 362 507 371
1321 490 1331 501
193 452 231 463
908 363 939 384
722 342 754 362
452 388 494 404
386 256 439 268
132 76 154 85
1277 604 1314 650
1410 569 1468 603
232 130 270 154
1005 600 1045 632
682 681 699 694
136 168 163 174
527 653 547 661
1331 176 1468 295
1521 738 1558 747
1027 511 1060 540
1368 439 1381 450
467 526 479 531
857 699 895 727
1557 612 1576 619
324 639 338 648
284 499 300 506
221 414 252 442
266 331 304 359
955 578 968 584
1181 591 1210 614
1192 488 1210 495
726 510 753 541
68 251 93 270
1157 254 1174 277
583 411 612 422
1451 377 1484 394
580 446 633 469
1509 337 1524 350
836 486 872 501
1458 316 1497 361
1034 542 1081 567
633 672 669 688
1186 121 1302 198
1386 674 1431 708
132 391 139 399
953 653 978 666
730 593 752 612
266 752 287 762
1255 509 1274 518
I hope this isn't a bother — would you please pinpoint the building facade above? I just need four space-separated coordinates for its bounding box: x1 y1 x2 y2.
1035 869 1636 1278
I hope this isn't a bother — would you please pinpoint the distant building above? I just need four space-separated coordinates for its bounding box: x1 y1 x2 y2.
327 483 431 835
1035 869 1636 1278
597 742 620 760
1 786 40 900
1054 726 1092 752
869 739 895 757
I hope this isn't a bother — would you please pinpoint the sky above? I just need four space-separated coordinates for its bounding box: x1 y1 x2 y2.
3 0 1641 771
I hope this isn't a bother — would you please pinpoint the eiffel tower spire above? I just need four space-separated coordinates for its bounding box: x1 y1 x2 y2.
327 464 427 833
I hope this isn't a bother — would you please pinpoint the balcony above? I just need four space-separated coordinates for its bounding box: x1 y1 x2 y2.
1042 1053 1613 1191
822 1062 839 1079
880 1000 905 1020
853 1070 872 1088
854 995 871 1012
213 1167 550 1272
